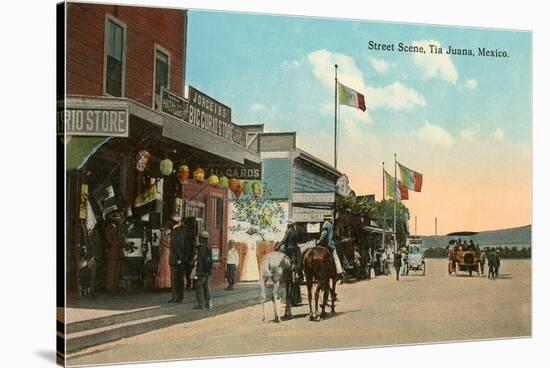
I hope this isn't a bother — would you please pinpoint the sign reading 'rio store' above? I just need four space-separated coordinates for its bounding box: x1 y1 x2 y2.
188 86 246 147
60 107 129 137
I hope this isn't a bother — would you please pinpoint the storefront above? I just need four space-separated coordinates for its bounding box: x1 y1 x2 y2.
259 133 343 243
64 88 261 302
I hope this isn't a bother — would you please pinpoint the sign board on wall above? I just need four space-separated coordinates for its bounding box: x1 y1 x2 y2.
293 207 333 222
307 222 321 233
161 87 189 121
60 107 129 137
292 192 335 204
203 162 261 180
188 86 246 147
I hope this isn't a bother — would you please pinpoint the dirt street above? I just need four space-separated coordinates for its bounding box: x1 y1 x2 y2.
68 259 531 366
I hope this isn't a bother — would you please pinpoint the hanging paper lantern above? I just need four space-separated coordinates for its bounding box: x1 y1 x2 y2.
233 186 243 198
252 181 263 197
178 165 190 184
160 158 173 176
219 176 229 189
136 150 150 172
228 178 242 198
228 178 239 192
241 180 250 195
208 175 219 186
194 167 205 182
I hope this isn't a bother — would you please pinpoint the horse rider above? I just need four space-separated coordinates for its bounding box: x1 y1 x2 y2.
317 214 344 281
280 220 303 283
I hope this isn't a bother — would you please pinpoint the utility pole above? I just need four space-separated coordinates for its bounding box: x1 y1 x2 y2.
435 217 438 236
415 216 417 238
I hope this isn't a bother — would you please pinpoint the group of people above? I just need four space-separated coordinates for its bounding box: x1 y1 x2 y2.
279 214 345 285
159 214 214 309
447 240 502 279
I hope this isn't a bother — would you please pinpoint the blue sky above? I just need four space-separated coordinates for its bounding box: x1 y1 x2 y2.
186 10 532 234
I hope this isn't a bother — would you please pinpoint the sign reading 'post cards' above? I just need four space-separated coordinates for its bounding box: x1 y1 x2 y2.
61 107 129 137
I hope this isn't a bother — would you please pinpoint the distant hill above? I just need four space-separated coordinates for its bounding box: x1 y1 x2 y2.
419 225 531 248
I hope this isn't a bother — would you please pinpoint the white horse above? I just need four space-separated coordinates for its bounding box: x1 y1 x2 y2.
260 251 291 322
259 240 317 322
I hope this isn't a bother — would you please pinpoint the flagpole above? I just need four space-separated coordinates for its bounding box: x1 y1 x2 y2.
334 64 338 169
394 153 397 252
382 161 386 251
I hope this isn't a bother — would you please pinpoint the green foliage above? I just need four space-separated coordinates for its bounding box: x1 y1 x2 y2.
336 196 376 217
370 199 410 247
336 196 410 247
229 188 286 241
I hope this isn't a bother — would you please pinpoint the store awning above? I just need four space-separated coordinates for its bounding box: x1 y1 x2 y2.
65 136 111 170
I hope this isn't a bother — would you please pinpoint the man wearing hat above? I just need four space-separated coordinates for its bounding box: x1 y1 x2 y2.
168 214 192 303
317 214 344 280
194 230 213 309
280 220 302 283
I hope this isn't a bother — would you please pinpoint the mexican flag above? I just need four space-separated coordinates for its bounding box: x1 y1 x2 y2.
398 162 423 192
338 82 366 111
385 171 408 200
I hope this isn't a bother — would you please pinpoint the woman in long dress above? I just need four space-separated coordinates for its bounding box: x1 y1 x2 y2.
155 228 172 288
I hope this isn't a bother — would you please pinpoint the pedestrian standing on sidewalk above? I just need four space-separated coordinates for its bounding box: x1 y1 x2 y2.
225 240 239 290
394 251 402 281
168 215 192 303
105 211 125 293
194 231 213 309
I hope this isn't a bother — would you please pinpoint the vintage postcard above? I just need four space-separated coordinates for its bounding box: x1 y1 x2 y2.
57 2 532 366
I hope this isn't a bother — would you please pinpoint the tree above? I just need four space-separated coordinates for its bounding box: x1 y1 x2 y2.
229 188 286 241
336 196 411 247
370 199 410 246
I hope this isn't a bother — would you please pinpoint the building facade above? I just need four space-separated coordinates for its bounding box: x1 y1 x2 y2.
259 132 342 240
62 3 261 302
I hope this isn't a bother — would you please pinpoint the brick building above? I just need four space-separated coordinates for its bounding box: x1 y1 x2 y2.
67 3 186 106
62 2 261 303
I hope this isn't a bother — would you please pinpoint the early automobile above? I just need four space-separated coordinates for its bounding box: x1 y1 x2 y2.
406 238 425 275
447 231 481 277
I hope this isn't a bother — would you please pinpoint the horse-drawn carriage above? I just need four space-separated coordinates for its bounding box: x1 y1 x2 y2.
447 231 481 277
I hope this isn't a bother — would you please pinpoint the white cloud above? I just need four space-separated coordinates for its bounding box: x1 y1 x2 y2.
371 57 389 74
460 124 481 141
494 128 506 141
465 79 478 89
415 121 455 149
250 103 266 112
411 40 459 83
307 49 425 113
366 81 426 111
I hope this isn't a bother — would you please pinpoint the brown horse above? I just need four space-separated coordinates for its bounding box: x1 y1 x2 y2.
303 246 337 321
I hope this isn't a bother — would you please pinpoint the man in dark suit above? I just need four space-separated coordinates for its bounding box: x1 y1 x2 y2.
281 220 302 282
168 215 192 303
194 231 213 309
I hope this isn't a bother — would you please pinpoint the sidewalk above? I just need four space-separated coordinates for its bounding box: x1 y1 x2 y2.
64 281 270 354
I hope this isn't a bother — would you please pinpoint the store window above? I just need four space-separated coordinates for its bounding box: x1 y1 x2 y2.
154 46 170 109
104 16 126 97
